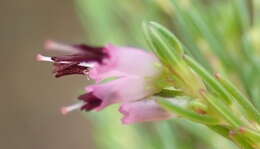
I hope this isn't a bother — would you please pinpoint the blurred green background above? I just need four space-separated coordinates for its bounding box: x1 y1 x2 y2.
1 0 260 149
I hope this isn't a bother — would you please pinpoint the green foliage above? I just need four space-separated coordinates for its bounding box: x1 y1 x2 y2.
145 21 260 148
76 0 260 148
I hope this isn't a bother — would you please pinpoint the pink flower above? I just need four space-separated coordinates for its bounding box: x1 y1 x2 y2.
37 40 172 124
119 98 187 124
86 76 159 111
119 100 172 124
89 44 161 81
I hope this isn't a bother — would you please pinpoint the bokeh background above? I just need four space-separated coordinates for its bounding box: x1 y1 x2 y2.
0 1 95 149
1 0 260 149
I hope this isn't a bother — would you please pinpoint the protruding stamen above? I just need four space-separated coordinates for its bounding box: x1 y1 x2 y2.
78 62 94 68
45 40 78 54
36 54 53 62
60 101 85 115
36 54 94 69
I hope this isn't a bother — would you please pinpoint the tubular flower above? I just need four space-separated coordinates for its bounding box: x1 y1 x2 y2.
37 40 175 124
120 100 171 124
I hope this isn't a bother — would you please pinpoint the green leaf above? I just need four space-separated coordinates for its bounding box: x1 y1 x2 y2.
200 90 244 128
207 125 230 139
241 128 260 142
148 22 184 57
157 98 219 125
215 73 260 123
155 87 183 97
184 55 233 104
143 22 182 65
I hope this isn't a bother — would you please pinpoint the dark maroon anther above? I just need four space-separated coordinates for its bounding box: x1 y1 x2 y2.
78 92 102 111
52 44 108 64
73 44 105 55
53 62 89 78
38 42 110 78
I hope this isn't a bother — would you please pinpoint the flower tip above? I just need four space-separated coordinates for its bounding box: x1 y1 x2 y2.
44 40 56 50
60 107 69 115
44 40 78 54
36 54 45 61
36 54 43 61
60 102 85 115
36 54 52 62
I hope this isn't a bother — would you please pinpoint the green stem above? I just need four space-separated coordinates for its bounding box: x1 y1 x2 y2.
157 98 219 125
215 73 260 123
200 90 245 128
184 55 233 104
